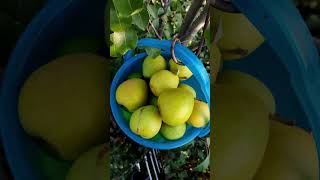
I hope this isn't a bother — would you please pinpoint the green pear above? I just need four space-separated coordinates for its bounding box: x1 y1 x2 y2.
149 70 179 96
19 53 108 160
158 88 194 126
128 72 143 79
143 55 167 78
116 78 148 112
130 105 162 139
66 144 108 180
160 123 186 140
212 83 270 180
211 7 264 60
187 100 210 128
169 59 193 79
254 120 319 180
178 84 196 98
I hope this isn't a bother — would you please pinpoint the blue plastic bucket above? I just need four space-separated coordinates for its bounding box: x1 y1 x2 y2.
0 0 106 179
110 38 210 150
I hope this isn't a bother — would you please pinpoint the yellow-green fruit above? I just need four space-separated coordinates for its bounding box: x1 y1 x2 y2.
169 59 193 79
19 53 108 160
130 105 162 139
219 70 275 114
211 7 264 60
66 144 107 180
212 84 270 180
150 70 179 96
254 120 319 180
158 88 194 126
116 78 148 112
143 55 167 78
178 84 196 98
187 100 210 128
160 123 186 140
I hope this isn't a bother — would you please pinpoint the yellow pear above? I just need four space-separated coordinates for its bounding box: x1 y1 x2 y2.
218 70 275 114
149 70 179 96
66 144 107 180
19 53 108 160
178 84 196 98
254 120 319 180
212 83 270 180
130 105 162 139
187 100 210 128
143 55 167 78
211 7 264 60
158 88 194 126
169 59 193 80
116 78 148 112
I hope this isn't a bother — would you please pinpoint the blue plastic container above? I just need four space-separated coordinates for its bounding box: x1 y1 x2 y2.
0 0 106 179
110 38 210 150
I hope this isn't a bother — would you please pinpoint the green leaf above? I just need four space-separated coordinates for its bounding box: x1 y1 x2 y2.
151 18 160 29
144 47 161 58
170 0 179 11
132 8 149 30
110 30 138 57
163 23 173 39
177 171 188 179
158 7 165 15
194 153 210 172
175 13 183 27
147 4 158 18
112 0 143 17
110 8 132 32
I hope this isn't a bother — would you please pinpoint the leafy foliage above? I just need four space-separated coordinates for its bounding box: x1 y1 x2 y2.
109 0 203 58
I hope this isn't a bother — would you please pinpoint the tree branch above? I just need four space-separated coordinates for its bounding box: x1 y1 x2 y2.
179 0 205 37
196 7 210 56
148 20 162 39
181 5 209 45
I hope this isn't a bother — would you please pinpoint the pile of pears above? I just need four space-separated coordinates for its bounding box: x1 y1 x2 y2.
116 54 210 140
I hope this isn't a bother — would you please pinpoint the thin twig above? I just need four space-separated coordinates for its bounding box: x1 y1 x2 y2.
179 0 205 37
148 20 162 39
196 6 210 56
